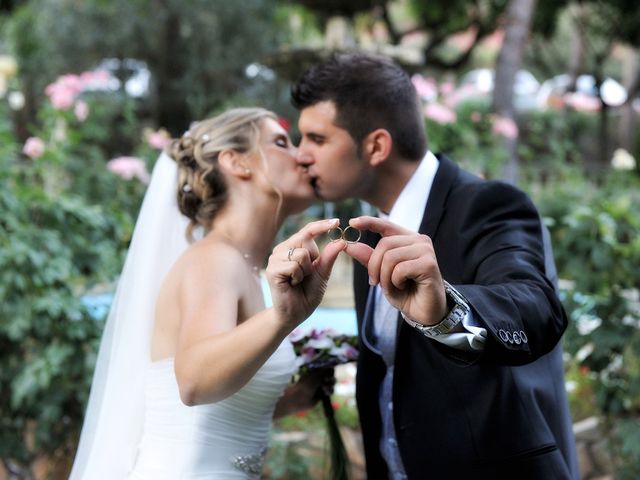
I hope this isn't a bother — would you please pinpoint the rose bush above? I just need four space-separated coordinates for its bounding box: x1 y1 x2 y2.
0 71 159 478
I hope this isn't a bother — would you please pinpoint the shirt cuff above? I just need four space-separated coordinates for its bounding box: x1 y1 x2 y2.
429 309 487 352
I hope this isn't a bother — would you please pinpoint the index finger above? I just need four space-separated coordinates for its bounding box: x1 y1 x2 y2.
288 218 341 246
348 216 413 237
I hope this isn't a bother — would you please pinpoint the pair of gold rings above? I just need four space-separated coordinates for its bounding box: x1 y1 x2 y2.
328 226 361 244
285 226 361 263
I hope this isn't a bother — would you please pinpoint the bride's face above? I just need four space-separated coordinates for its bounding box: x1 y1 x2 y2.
253 117 314 212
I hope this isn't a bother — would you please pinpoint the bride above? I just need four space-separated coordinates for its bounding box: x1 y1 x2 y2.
69 108 344 479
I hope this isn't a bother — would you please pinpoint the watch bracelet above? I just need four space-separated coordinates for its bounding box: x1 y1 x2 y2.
402 281 470 338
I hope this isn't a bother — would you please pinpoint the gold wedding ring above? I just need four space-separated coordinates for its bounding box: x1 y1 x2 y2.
327 225 361 244
342 226 361 243
327 227 343 241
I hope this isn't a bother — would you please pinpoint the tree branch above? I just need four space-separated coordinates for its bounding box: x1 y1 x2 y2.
424 21 493 70
380 3 401 44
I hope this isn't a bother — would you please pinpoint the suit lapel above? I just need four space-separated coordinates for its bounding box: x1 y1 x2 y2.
355 155 459 324
395 155 459 337
417 154 458 237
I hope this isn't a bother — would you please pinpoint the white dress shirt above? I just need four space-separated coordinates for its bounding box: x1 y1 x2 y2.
373 151 486 351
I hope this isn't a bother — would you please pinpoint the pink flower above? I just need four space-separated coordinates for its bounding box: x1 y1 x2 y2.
22 137 46 159
45 73 86 110
45 84 76 110
289 328 306 343
80 69 112 89
289 328 359 373
310 327 338 339
412 74 438 102
307 336 336 350
107 156 150 184
59 74 83 93
470 111 482 123
74 101 90 121
330 344 359 362
424 103 457 124
491 115 519 139
565 92 601 112
145 128 172 150
439 81 455 97
45 71 110 110
445 83 479 108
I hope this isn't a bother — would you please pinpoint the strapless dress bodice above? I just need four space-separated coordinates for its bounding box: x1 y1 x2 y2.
127 339 295 479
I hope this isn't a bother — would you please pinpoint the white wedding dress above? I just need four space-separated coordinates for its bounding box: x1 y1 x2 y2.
69 154 296 479
127 339 295 479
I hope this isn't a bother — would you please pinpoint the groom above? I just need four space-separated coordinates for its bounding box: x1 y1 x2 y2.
291 52 579 479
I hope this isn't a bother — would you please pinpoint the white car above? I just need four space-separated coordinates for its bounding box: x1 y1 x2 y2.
456 68 541 111
536 74 627 110
86 58 151 99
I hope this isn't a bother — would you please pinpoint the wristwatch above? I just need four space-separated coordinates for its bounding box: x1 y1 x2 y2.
401 281 470 338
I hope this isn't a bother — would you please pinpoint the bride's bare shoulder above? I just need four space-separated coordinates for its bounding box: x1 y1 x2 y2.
172 238 246 284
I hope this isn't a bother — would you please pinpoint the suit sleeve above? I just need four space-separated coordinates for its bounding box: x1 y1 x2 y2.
444 180 567 365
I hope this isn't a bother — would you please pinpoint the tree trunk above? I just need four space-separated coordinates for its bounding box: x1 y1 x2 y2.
492 0 537 184
567 3 587 91
153 11 191 135
619 47 639 152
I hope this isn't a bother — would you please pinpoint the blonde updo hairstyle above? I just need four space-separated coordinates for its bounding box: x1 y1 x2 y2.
169 107 278 240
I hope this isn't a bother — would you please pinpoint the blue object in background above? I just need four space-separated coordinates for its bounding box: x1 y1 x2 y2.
83 292 113 320
302 306 357 335
260 276 357 335
82 277 358 336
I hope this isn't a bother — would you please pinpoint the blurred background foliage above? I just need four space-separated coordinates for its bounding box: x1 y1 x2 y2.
1 0 639 478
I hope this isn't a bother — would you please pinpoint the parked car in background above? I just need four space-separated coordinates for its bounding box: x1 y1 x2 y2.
87 58 151 99
455 68 541 111
536 74 628 111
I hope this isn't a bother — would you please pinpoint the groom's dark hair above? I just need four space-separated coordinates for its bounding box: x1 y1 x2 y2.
291 52 427 161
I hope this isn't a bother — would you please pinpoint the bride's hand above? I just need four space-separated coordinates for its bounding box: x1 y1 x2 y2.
273 368 335 419
266 219 345 328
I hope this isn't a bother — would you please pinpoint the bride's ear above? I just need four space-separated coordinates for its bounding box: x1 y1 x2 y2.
218 149 252 179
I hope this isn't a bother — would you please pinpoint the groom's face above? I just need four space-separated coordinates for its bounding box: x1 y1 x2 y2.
297 101 371 201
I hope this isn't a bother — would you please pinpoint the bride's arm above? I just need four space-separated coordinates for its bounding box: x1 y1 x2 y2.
174 219 342 406
174 250 289 406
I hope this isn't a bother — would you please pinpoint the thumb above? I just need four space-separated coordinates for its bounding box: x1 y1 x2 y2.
313 240 346 279
343 242 373 268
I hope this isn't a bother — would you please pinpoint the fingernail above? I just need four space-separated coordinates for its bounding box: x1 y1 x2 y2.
368 276 376 286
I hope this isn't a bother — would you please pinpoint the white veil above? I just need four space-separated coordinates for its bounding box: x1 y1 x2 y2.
69 152 190 479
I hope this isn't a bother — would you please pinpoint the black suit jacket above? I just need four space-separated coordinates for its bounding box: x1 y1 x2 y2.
353 156 579 479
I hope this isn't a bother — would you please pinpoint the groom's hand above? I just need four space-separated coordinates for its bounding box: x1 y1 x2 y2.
344 216 448 326
267 218 345 327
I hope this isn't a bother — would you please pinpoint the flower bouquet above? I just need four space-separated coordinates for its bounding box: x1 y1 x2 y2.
289 328 359 480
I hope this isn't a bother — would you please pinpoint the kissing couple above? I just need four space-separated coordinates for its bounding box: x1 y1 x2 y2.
71 52 578 480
